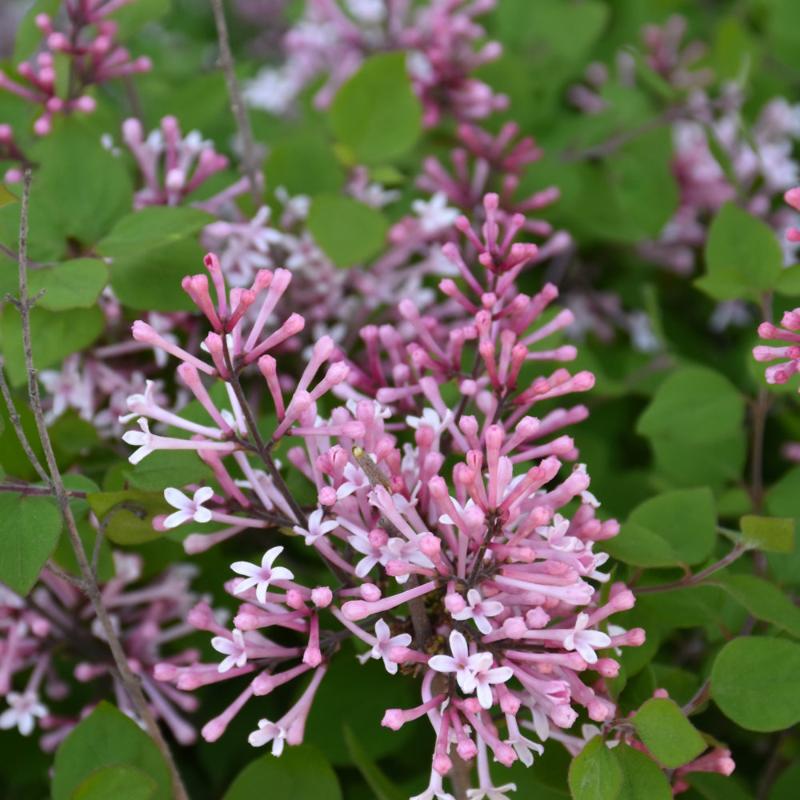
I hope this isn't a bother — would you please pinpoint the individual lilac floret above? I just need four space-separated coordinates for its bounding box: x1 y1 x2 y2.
231 546 295 605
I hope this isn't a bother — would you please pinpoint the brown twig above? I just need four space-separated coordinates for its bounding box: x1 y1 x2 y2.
209 0 262 205
634 542 751 595
682 678 711 716
0 480 88 498
9 170 188 800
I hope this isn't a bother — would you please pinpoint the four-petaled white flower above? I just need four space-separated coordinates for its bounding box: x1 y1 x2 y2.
429 630 492 695
211 629 248 673
248 719 287 755
336 462 369 499
347 532 388 578
163 486 215 528
466 783 518 800
0 691 47 736
451 589 503 635
473 660 513 709
412 192 460 235
122 417 154 464
358 619 412 675
293 508 338 546
231 546 294 604
563 613 611 664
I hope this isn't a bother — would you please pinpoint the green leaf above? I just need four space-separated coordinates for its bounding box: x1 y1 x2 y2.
568 735 622 800
614 743 671 800
0 183 17 209
697 203 783 300
86 490 171 545
739 515 795 553
108 0 170 37
0 492 62 595
329 52 422 165
307 195 387 267
343 726 405 800
712 574 800 638
28 259 108 310
52 510 114 583
712 636 800 731
222 746 341 800
775 265 800 297
649 432 746 489
495 0 608 64
12 0 62 64
266 134 346 196
110 238 200 312
770 761 800 800
31 119 133 245
637 366 745 444
631 698 706 768
71 765 157 800
126 450 213 492
606 488 716 567
636 365 746 488
97 207 213 259
52 702 171 800
602 521 680 568
0 306 105 386
572 127 679 243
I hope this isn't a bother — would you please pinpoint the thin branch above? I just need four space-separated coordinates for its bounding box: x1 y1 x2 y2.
682 678 711 716
634 542 751 595
209 0 262 205
13 170 189 800
46 560 87 591
222 337 308 527
0 363 51 484
0 480 88 498
0 240 47 269
562 106 683 162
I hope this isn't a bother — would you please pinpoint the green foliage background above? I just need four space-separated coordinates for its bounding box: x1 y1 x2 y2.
3 0 800 797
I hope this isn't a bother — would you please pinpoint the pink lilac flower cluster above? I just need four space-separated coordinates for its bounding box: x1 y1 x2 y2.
571 16 800 281
120 116 252 211
640 90 800 281
115 193 680 796
569 15 712 115
243 0 506 126
0 554 201 749
0 0 150 138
